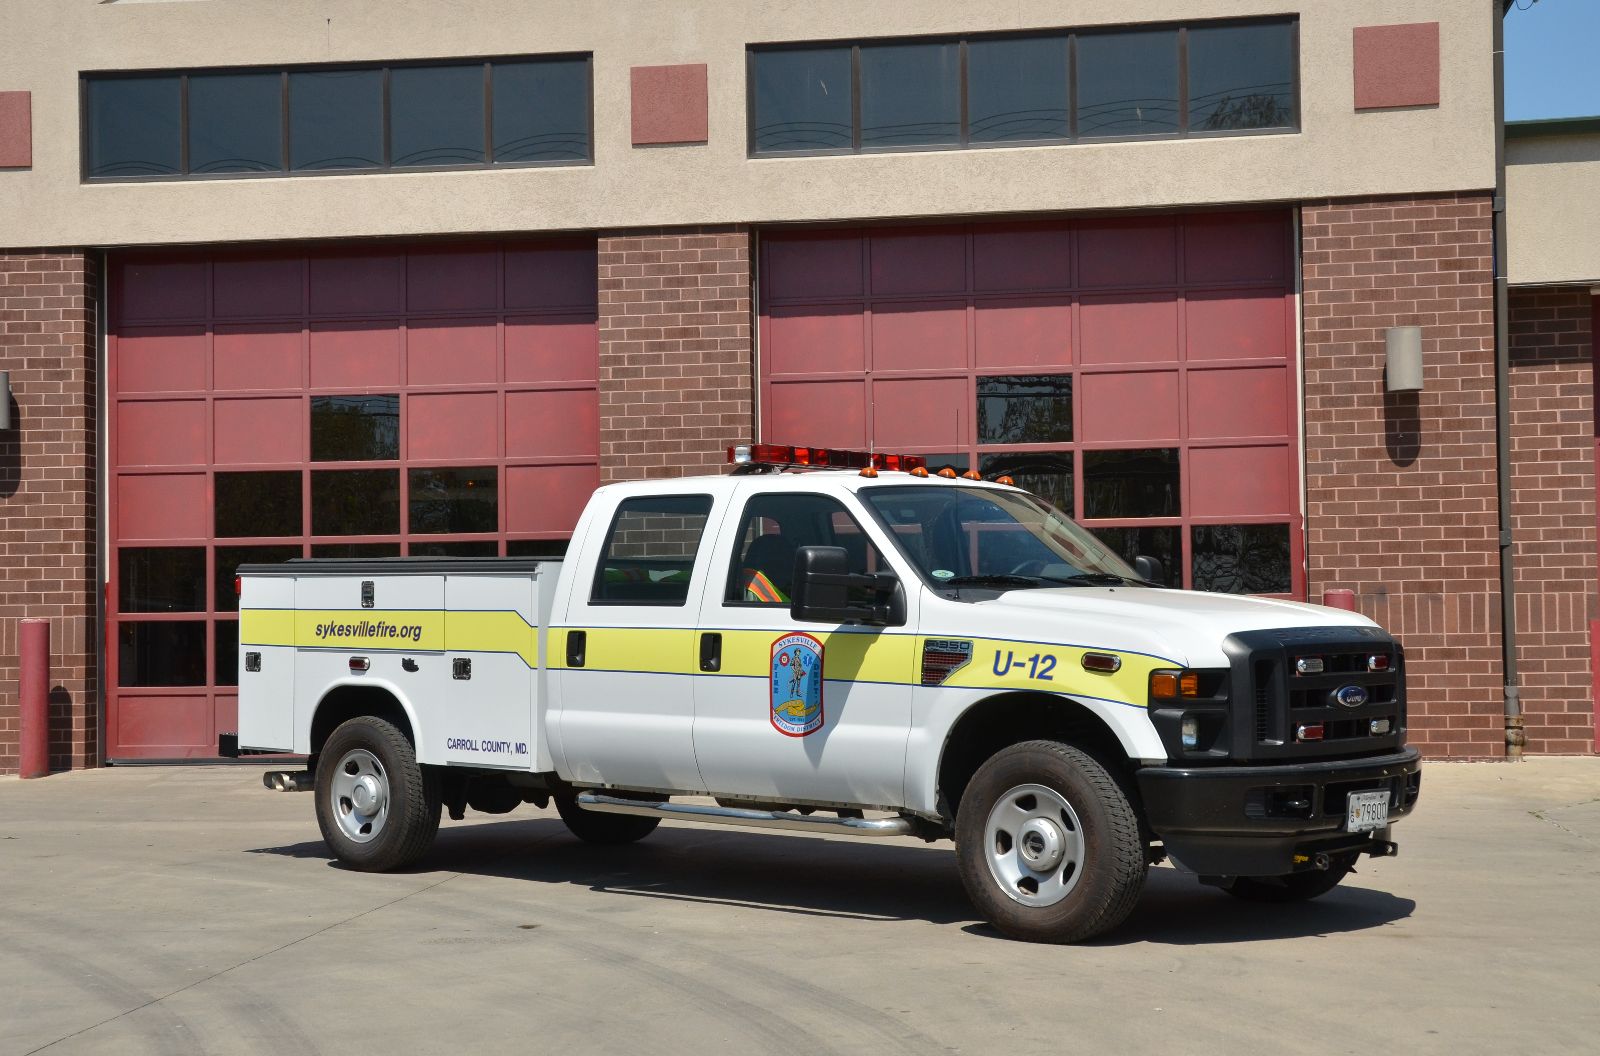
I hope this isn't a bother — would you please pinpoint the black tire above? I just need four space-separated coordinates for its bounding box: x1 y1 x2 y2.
554 795 661 845
1224 853 1359 903
955 740 1147 944
314 716 441 871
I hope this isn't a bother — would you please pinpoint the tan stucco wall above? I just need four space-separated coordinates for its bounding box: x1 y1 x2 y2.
1 0 1496 249
1508 132 1600 286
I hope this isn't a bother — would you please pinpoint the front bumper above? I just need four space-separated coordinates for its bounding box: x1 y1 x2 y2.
1136 747 1421 876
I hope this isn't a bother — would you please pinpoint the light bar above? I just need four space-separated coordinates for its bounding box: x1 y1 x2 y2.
728 444 927 472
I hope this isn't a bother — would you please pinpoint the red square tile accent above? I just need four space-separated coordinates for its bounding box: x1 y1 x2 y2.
0 91 31 168
1353 23 1441 110
630 64 708 145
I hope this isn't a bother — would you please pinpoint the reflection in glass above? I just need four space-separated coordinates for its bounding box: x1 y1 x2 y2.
967 36 1069 143
1090 526 1182 587
859 42 960 148
493 58 592 162
506 539 570 557
979 452 1074 516
1076 29 1180 137
215 545 301 613
86 77 182 177
1192 523 1291 594
924 452 972 474
409 467 498 534
216 472 302 538
311 395 400 462
311 469 400 535
750 47 854 153
311 543 402 559
390 64 486 167
188 72 284 173
977 375 1073 445
289 69 384 170
409 540 499 557
118 621 207 686
119 548 205 613
1187 22 1295 131
1083 448 1180 518
215 621 239 687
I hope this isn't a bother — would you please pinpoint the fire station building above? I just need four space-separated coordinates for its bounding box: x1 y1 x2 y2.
1 1 1596 771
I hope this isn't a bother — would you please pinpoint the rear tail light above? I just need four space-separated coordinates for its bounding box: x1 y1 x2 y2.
349 656 370 673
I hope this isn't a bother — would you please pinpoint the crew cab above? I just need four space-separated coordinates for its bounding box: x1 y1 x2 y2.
231 443 1421 943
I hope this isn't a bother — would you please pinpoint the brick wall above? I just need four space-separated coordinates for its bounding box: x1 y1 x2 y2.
0 251 98 774
1507 286 1596 754
597 227 753 482
1301 193 1503 759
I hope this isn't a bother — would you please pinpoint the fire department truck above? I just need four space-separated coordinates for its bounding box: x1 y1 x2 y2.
229 444 1421 943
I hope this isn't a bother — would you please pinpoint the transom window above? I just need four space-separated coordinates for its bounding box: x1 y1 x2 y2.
748 17 1296 156
83 55 592 181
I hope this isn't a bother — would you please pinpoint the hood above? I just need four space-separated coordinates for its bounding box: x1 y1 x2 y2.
965 586 1380 668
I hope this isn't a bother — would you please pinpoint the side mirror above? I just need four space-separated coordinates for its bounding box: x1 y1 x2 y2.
790 545 901 625
1133 555 1164 585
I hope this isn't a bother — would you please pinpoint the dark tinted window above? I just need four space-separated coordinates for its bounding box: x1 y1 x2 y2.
1090 526 1182 587
289 69 384 170
408 467 498 534
188 72 283 174
859 42 960 148
311 469 400 535
492 58 592 162
409 540 500 557
214 621 239 687
311 395 400 462
592 495 713 605
967 36 1069 143
390 64 485 167
724 493 883 605
311 543 401 558
119 548 206 612
216 545 301 613
925 452 972 474
1192 523 1291 594
216 471 302 538
977 375 1073 445
980 453 1074 516
1083 448 1180 518
1076 29 1180 138
118 621 207 687
750 47 853 153
507 539 570 558
1188 21 1295 132
86 77 181 177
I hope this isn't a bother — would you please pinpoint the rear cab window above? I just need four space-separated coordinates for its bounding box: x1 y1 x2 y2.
590 494 715 606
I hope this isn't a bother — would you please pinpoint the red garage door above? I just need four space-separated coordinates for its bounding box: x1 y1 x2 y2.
106 241 598 760
759 212 1302 596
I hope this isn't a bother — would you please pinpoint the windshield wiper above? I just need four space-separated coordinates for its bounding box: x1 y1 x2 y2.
940 574 1049 590
1049 572 1134 587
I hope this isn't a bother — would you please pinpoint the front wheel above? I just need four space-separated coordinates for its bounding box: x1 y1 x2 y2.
314 716 441 871
1224 853 1359 903
956 740 1147 943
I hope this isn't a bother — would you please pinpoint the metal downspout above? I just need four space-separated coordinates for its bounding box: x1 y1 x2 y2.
1492 4 1524 759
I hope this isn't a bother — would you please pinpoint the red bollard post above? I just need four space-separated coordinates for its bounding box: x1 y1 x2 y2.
19 618 50 779
1322 589 1356 612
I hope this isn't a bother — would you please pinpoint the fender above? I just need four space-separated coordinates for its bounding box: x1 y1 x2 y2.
300 676 428 761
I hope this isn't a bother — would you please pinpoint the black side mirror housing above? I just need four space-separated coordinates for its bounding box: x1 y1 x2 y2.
790 545 903 625
1133 555 1164 585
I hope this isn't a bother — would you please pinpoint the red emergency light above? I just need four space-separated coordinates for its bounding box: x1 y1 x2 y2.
728 444 927 473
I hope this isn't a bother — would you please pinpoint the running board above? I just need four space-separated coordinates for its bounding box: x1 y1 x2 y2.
575 792 918 838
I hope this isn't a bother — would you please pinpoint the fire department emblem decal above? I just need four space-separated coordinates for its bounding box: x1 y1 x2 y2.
770 632 825 737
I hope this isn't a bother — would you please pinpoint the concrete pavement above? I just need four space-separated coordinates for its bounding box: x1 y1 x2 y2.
1 759 1597 1056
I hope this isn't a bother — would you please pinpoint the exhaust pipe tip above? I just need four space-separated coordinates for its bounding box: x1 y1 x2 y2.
263 770 313 792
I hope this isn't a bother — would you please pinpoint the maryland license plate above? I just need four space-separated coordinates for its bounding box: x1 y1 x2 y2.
1346 789 1391 832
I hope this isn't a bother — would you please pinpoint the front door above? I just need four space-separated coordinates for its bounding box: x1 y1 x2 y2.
692 487 917 809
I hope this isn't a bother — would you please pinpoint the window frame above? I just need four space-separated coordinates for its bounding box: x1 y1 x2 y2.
721 491 886 608
746 15 1298 159
588 493 716 608
80 53 595 183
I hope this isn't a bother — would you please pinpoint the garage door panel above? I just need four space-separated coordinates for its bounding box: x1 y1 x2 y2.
1188 446 1293 517
871 378 966 449
1186 290 1290 361
506 464 599 534
506 389 599 458
1185 212 1288 284
974 298 1072 369
113 693 213 751
973 224 1072 292
407 247 499 313
766 303 865 376
117 400 207 468
869 230 966 296
1077 218 1178 288
1079 372 1179 443
767 380 865 448
764 235 864 301
407 318 497 386
506 242 599 311
408 392 500 461
116 328 208 394
870 301 966 372
505 315 598 383
1079 293 1179 365
308 254 405 316
214 398 303 465
309 321 402 388
117 474 209 540
214 325 302 391
116 260 207 323
1188 366 1292 440
214 257 304 318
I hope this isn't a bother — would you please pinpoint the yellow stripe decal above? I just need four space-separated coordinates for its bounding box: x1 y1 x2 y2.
240 608 538 668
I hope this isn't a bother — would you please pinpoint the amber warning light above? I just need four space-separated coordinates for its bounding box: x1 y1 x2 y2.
728 444 927 472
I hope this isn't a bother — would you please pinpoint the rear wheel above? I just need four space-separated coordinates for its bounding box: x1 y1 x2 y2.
314 716 441 871
1224 853 1359 903
554 795 661 845
956 740 1146 943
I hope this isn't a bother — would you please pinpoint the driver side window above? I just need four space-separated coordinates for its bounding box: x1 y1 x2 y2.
724 493 884 606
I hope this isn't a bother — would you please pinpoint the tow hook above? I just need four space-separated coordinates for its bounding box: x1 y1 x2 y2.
1365 839 1399 858
263 770 314 792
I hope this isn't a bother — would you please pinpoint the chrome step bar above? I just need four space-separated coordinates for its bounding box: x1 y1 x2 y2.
575 792 918 838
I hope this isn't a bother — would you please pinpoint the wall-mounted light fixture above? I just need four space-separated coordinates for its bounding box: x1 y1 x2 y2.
1385 326 1423 393
0 370 11 429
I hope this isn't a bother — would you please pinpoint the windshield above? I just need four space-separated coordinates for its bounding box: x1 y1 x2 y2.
860 485 1141 589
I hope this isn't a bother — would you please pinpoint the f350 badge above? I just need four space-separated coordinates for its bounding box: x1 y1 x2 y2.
771 632 825 737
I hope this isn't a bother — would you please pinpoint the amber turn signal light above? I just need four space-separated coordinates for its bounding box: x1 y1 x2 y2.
1150 671 1180 698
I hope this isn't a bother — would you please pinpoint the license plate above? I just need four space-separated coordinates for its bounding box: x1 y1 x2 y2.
1346 789 1391 832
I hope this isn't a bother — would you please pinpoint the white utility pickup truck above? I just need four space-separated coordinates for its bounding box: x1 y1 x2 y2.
229 443 1420 943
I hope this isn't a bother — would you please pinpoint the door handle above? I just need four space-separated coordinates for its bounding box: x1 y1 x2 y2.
699 632 722 672
567 630 587 668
